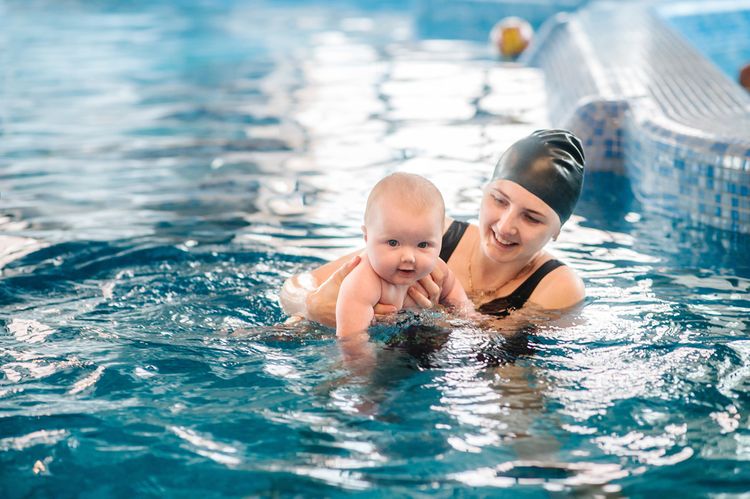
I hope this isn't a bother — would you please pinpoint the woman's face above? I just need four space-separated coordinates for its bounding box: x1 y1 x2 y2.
478 179 562 265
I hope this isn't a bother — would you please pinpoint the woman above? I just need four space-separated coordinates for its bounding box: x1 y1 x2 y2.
280 129 585 325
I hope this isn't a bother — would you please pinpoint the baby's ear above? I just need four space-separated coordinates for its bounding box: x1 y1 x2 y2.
361 225 367 241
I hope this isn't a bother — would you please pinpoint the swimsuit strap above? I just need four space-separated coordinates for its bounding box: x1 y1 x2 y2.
440 220 469 262
477 259 565 316
508 258 565 305
439 220 566 316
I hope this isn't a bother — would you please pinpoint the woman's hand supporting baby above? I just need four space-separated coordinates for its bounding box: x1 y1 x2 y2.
305 255 362 326
406 267 446 309
280 254 399 328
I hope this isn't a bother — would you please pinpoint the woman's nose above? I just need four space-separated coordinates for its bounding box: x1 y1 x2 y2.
495 209 518 235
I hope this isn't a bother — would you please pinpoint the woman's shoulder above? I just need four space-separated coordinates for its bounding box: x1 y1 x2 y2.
529 256 585 309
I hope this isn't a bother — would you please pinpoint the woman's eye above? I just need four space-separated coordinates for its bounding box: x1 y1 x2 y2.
387 240 398 247
493 196 508 205
417 242 428 248
525 214 541 224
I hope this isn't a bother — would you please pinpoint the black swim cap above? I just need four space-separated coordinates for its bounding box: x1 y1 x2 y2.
490 129 584 225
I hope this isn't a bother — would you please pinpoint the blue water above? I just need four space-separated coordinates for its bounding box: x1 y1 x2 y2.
661 1 750 84
2 1 750 497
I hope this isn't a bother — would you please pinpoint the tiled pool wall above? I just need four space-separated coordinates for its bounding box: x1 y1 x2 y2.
522 2 750 234
624 108 750 233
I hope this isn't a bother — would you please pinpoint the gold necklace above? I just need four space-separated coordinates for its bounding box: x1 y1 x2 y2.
467 246 537 298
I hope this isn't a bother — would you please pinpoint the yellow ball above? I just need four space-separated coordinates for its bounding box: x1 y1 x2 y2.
490 16 533 59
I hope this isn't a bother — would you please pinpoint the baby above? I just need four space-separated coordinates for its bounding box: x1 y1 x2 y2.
336 173 471 338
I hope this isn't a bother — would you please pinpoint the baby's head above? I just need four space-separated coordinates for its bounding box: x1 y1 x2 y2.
362 173 445 285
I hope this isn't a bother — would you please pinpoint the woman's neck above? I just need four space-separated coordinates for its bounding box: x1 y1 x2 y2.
468 244 543 297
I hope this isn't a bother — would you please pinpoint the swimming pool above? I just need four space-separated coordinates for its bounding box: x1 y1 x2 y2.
660 0 750 85
1 1 749 496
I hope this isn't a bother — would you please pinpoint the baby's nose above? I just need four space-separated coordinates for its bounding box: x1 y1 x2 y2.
401 248 415 262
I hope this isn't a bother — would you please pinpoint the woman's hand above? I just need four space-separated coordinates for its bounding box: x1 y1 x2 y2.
373 302 399 320
306 255 363 327
405 266 446 309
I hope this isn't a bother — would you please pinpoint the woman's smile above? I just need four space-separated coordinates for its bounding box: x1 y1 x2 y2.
490 228 519 249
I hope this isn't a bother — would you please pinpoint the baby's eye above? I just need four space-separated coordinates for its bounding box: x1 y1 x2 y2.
387 239 399 247
417 242 429 248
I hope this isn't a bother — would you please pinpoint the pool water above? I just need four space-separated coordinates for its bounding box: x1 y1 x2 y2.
660 1 750 85
1 1 749 497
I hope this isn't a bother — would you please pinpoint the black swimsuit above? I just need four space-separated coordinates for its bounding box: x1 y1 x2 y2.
385 220 556 367
440 220 565 317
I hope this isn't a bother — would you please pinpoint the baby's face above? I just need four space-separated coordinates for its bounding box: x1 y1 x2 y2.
364 200 443 286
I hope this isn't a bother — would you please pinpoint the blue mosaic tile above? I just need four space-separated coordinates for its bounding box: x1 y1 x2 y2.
711 142 729 154
527 1 750 233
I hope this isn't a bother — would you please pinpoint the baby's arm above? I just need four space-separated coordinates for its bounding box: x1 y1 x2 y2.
336 262 382 374
437 259 474 314
335 260 382 338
